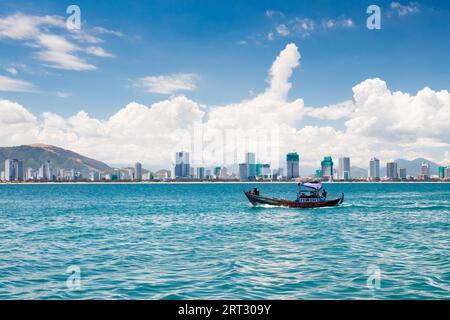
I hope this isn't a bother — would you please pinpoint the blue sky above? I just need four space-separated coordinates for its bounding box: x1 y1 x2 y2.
0 0 449 118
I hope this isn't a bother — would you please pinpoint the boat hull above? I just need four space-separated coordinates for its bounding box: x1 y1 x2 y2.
244 191 343 208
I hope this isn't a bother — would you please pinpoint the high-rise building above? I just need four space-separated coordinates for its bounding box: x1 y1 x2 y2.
238 152 256 181
38 160 53 181
4 159 24 181
143 172 153 181
245 152 256 165
111 169 120 181
398 168 407 180
174 151 190 178
286 152 300 180
438 166 445 179
134 162 142 181
261 164 271 179
254 163 270 179
214 167 222 179
46 161 53 181
57 169 64 181
338 156 351 180
89 171 100 181
245 152 256 180
386 162 398 180
26 168 36 181
321 156 334 180
315 169 321 178
4 159 15 181
445 167 450 179
221 167 228 179
196 167 205 180
69 169 75 181
239 163 249 181
256 164 262 177
369 157 380 181
17 160 24 181
421 162 430 180
272 169 279 181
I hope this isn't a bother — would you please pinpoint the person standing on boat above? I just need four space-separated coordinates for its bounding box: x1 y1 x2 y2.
321 189 328 199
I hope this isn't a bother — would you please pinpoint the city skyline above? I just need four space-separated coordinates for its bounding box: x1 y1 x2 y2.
3 149 450 182
0 1 450 170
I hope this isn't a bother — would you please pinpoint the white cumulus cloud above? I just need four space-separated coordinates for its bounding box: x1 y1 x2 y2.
134 73 198 94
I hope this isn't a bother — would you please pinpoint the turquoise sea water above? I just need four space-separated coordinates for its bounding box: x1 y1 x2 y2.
0 182 449 299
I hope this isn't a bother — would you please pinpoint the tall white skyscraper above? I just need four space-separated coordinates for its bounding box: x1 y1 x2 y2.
338 156 351 180
46 160 52 181
369 157 380 181
4 159 24 181
134 162 142 181
4 159 14 181
38 161 52 181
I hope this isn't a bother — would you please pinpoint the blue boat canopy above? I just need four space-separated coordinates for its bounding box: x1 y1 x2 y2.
299 181 323 191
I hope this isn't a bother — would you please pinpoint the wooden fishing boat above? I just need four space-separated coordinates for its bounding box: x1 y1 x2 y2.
244 181 344 208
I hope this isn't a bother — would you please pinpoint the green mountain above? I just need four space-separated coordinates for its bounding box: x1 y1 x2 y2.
350 166 368 179
0 144 111 172
393 158 439 176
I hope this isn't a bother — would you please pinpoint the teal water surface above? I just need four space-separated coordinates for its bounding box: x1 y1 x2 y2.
0 183 449 299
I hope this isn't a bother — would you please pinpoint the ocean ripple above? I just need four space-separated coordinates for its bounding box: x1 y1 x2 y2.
0 183 449 299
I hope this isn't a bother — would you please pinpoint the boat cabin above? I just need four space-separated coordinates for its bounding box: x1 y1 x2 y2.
296 181 327 202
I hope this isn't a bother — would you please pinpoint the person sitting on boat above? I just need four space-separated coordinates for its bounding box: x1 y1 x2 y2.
321 189 328 198
296 192 305 202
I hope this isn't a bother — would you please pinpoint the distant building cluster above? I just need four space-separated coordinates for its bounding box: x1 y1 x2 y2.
172 151 231 180
0 159 148 182
2 159 83 182
172 151 450 182
367 158 447 182
238 152 274 181
2 153 450 183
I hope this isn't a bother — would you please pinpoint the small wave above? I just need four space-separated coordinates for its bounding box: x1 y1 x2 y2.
254 204 288 209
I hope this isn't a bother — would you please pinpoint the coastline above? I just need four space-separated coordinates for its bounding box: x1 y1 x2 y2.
0 181 449 185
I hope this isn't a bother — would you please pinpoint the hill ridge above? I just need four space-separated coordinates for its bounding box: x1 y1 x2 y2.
0 144 111 173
